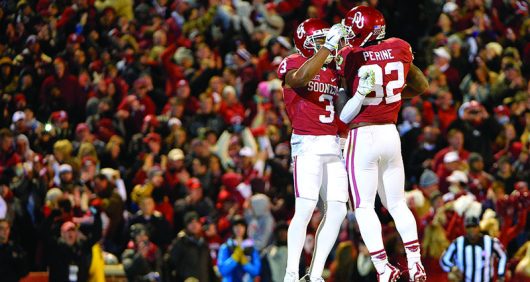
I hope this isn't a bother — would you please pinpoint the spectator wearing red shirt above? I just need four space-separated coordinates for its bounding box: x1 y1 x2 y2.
173 79 199 116
434 90 458 134
219 86 245 126
39 58 83 122
433 129 470 172
467 153 494 202
161 43 186 96
436 151 467 194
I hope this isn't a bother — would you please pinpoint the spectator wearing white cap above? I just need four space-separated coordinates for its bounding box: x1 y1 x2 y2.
165 148 190 200
432 47 461 100
436 150 467 194
10 111 27 135
432 129 470 173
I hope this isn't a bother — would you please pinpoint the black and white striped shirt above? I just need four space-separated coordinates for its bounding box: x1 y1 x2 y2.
440 235 507 282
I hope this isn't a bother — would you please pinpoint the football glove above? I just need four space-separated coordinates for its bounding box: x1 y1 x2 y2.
356 68 375 96
324 24 346 52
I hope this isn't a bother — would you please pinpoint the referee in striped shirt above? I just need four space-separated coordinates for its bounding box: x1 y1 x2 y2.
440 216 507 282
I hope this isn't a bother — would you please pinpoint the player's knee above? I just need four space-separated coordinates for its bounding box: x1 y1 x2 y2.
293 198 318 222
387 199 409 215
326 201 347 219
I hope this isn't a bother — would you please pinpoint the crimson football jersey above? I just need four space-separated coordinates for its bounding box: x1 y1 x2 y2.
277 54 340 136
336 37 413 124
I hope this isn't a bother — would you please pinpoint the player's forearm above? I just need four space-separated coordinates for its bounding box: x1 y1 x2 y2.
287 48 331 88
339 94 365 124
402 64 429 99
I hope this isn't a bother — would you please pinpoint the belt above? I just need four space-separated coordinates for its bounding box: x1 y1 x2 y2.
349 122 395 129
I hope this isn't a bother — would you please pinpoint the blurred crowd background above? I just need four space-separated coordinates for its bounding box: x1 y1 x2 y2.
0 0 530 281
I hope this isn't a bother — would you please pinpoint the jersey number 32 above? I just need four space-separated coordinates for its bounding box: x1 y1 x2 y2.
357 61 404 105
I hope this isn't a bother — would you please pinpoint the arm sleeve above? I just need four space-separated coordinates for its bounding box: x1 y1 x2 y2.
215 130 233 169
217 244 239 276
492 238 507 277
241 127 259 155
242 248 262 277
440 240 457 272
276 56 304 81
339 94 365 123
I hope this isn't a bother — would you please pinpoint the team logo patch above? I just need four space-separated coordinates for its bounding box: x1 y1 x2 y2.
297 24 306 39
353 11 364 28
313 74 321 81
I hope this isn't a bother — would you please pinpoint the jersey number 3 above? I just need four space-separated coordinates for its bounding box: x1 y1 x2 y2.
358 62 404 105
319 94 334 123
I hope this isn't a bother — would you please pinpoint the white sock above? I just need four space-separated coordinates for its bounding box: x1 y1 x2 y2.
404 240 421 268
354 206 387 274
370 249 389 274
286 197 317 273
309 201 347 278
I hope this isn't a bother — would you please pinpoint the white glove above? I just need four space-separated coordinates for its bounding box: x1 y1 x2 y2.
356 68 375 96
323 23 346 51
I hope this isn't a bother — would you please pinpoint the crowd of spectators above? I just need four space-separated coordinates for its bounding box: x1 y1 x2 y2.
0 0 529 281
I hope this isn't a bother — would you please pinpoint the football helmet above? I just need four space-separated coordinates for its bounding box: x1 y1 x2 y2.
293 19 332 60
342 6 386 47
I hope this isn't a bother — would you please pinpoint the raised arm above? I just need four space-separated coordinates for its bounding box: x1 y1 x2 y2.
285 24 345 88
339 68 375 124
402 63 429 99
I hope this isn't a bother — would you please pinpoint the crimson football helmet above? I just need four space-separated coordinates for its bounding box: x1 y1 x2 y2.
293 19 331 58
342 6 386 47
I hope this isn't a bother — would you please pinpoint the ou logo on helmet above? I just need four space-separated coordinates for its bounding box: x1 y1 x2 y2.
353 12 364 28
297 24 306 39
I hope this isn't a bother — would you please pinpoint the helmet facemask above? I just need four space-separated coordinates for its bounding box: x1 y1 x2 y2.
304 29 335 64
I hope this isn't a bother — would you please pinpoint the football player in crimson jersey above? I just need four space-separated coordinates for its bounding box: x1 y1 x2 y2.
276 19 365 282
336 6 429 282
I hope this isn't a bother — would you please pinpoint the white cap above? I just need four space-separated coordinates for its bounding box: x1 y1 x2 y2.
434 47 451 60
12 111 26 123
444 151 460 163
443 2 458 14
168 148 185 161
239 146 255 157
100 168 119 180
59 164 73 174
276 36 292 50
168 117 182 128
447 170 468 183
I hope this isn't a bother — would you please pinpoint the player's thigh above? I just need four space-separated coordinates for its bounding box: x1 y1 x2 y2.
377 170 389 209
378 125 406 209
321 155 349 203
344 127 379 209
293 154 324 201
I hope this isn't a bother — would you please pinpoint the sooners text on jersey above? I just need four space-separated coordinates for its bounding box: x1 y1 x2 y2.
336 37 413 124
277 53 340 136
